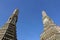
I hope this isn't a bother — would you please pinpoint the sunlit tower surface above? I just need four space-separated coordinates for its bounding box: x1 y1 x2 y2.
40 11 60 40
0 9 19 40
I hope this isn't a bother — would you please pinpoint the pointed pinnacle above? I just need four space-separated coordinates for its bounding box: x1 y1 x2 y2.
7 8 19 23
42 10 47 17
13 8 19 15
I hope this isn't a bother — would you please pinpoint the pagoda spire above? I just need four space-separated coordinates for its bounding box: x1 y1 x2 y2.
0 8 19 40
42 10 55 30
7 8 19 25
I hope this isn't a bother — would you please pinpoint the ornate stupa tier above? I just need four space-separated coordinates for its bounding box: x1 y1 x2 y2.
42 10 55 31
0 9 19 40
40 11 60 40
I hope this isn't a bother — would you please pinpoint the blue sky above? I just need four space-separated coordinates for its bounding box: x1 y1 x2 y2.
0 0 60 40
